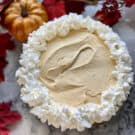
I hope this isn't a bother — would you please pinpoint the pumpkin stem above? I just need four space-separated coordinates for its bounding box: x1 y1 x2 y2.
20 4 28 17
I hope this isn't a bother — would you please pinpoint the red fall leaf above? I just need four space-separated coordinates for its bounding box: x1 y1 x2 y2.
125 0 135 7
0 1 15 83
94 0 121 26
65 0 85 14
0 32 15 82
0 102 21 135
0 127 9 135
42 0 85 20
0 33 14 56
42 0 66 20
0 0 13 14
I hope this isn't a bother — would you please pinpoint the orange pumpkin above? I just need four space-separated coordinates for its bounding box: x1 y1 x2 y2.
4 0 48 42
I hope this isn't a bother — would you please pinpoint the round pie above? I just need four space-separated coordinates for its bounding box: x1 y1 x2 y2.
16 13 133 131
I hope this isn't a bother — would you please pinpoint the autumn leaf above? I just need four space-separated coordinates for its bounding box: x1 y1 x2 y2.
0 127 9 135
0 32 15 82
0 102 22 135
42 0 86 20
65 0 85 14
94 0 121 26
0 0 13 14
125 0 135 7
42 0 66 20
0 56 7 82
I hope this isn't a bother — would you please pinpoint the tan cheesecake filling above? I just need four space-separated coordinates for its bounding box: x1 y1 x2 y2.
39 29 116 107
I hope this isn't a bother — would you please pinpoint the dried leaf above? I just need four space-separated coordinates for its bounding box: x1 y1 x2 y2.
65 0 85 14
125 0 135 7
0 102 21 135
0 32 15 82
0 127 9 135
42 0 66 20
0 0 13 14
94 0 121 26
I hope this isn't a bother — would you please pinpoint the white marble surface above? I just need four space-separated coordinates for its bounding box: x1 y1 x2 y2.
0 6 135 135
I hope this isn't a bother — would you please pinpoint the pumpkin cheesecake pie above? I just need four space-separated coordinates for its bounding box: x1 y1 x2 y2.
16 13 133 131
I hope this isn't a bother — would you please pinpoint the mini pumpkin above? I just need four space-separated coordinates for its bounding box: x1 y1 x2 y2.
4 0 48 42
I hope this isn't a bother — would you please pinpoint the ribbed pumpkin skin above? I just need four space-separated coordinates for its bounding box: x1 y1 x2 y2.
4 0 48 42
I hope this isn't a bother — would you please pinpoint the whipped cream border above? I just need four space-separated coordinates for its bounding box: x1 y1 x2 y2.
16 13 133 131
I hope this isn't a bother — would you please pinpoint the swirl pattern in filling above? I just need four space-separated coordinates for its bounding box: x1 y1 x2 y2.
40 29 116 106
